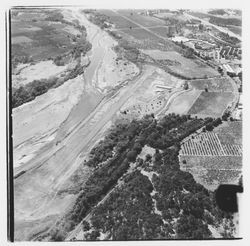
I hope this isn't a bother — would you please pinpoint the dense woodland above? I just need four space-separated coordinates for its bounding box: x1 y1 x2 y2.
43 113 234 241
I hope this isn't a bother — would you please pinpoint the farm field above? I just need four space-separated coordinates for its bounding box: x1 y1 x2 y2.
98 9 140 29
116 10 166 27
187 91 234 117
189 77 234 92
166 89 201 115
179 129 242 191
120 28 161 40
148 26 171 38
180 131 242 157
180 155 242 170
180 165 242 191
227 26 242 36
11 8 87 62
141 50 219 78
214 121 242 145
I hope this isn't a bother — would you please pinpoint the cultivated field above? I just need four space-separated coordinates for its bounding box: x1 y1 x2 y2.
179 130 242 191
180 132 242 157
187 91 234 117
98 9 139 29
141 50 219 78
180 166 242 191
11 9 84 62
121 28 161 40
117 10 166 27
148 26 171 38
180 155 242 169
189 77 234 92
166 89 201 115
214 121 242 145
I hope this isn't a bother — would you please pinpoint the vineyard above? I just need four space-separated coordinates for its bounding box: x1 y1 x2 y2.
179 130 242 190
180 132 242 157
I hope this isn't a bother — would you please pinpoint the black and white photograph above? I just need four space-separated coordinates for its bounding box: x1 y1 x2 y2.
2 0 248 243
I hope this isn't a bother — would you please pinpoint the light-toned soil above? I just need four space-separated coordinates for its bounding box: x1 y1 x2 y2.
12 60 68 87
13 75 85 168
13 8 146 241
12 36 33 44
120 67 185 118
166 89 202 115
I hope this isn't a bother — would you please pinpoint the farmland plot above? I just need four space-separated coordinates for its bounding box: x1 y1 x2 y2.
98 10 139 29
189 77 234 92
187 91 234 117
179 130 242 191
148 26 171 38
166 89 201 115
180 131 242 157
117 10 166 27
180 166 242 191
11 9 88 62
214 121 242 145
121 28 161 40
141 50 219 79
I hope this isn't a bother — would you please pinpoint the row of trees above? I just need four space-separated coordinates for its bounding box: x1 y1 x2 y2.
79 114 234 240
12 63 85 108
47 113 234 241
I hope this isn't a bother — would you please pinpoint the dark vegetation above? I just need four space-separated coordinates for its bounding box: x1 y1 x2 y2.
208 9 227 16
11 9 92 108
209 16 241 27
12 63 87 108
216 32 241 46
42 114 233 241
11 9 91 68
88 145 232 240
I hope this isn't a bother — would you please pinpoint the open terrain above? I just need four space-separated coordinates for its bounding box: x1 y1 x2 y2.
188 91 234 117
12 7 242 242
179 122 242 191
13 8 141 240
141 50 219 79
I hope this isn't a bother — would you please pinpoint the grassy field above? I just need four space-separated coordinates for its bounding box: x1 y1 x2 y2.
167 89 201 115
189 77 234 92
98 10 140 29
180 155 242 169
117 10 166 27
142 50 219 78
148 26 171 38
11 9 85 62
180 155 242 191
188 91 234 117
214 121 242 145
121 28 161 40
227 26 242 36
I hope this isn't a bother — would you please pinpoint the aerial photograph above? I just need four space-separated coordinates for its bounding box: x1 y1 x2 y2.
10 7 242 241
